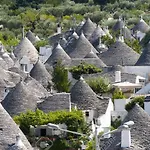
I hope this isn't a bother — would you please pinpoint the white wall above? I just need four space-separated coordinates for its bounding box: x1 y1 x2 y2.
83 110 94 124
114 99 130 111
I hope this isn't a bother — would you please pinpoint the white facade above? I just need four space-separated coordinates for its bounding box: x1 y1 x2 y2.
19 56 33 73
30 124 67 137
112 99 130 121
97 98 114 135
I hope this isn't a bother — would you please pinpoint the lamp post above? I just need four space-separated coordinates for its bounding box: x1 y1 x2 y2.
47 121 134 150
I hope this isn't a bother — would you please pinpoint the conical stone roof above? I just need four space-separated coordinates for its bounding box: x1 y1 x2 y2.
71 77 100 110
26 30 40 44
67 33 99 58
65 32 79 53
112 18 124 31
45 43 71 66
0 104 33 149
30 59 52 88
78 18 96 39
135 43 150 66
99 41 140 66
89 25 105 46
2 81 39 117
122 26 134 40
132 18 150 33
14 37 38 64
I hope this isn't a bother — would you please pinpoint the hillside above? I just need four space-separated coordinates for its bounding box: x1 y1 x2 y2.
0 0 149 48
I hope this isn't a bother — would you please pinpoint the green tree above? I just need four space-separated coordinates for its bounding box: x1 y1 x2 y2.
13 109 89 135
52 61 71 92
112 88 126 102
101 35 115 48
69 62 102 79
86 77 111 94
125 96 144 111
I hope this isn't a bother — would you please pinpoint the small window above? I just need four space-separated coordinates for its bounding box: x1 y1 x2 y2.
85 111 89 117
40 129 46 136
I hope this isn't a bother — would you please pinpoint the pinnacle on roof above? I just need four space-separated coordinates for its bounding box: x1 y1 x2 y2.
14 37 38 64
30 59 52 88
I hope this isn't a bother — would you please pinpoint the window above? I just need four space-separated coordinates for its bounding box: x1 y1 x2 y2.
40 129 46 136
85 111 89 117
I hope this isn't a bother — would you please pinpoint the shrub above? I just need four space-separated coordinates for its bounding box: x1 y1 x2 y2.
52 61 71 92
101 35 115 48
125 39 142 54
86 77 111 94
111 116 121 129
13 109 89 135
35 40 49 51
69 62 102 80
112 88 126 102
125 96 144 111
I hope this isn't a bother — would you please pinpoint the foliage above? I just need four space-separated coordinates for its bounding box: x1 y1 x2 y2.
112 88 126 102
111 116 121 129
125 96 145 111
69 62 102 80
86 77 111 94
52 61 71 92
101 35 115 48
13 109 89 135
125 39 142 54
35 40 49 51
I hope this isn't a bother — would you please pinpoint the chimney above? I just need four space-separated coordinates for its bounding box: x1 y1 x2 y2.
57 23 61 34
115 71 121 83
121 126 131 148
144 96 150 115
